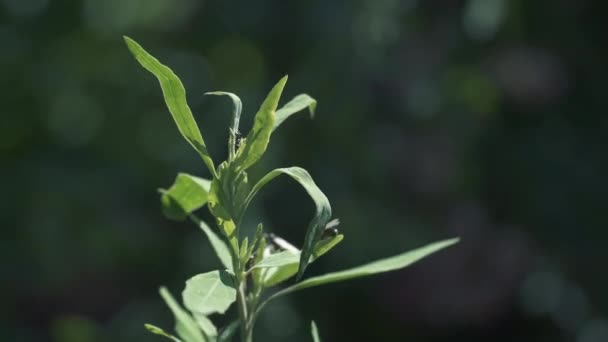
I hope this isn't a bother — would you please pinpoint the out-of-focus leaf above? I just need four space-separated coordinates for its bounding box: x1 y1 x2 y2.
195 218 233 272
232 76 287 173
243 167 332 280
193 313 217 340
275 238 458 295
159 173 211 221
274 94 316 131
217 320 239 342
159 287 205 342
182 270 237 315
124 36 216 176
144 324 182 342
311 321 321 342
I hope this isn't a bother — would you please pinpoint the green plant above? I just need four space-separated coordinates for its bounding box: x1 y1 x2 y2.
124 36 458 342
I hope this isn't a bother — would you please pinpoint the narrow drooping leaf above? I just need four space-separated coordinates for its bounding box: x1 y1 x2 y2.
205 92 243 160
124 36 216 176
274 238 458 296
193 313 218 340
182 270 237 315
311 321 321 342
159 287 205 342
274 94 317 131
194 218 233 272
217 320 239 342
204 92 243 132
160 173 212 221
144 324 182 342
243 167 332 280
232 76 288 173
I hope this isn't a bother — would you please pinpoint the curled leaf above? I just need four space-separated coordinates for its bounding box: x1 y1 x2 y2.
160 173 211 221
274 94 317 131
243 167 332 280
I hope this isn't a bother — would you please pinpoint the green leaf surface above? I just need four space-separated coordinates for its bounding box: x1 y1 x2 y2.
274 94 316 131
195 218 233 272
144 324 182 342
253 250 299 269
279 238 458 294
261 234 343 287
124 36 216 176
232 76 287 173
311 321 321 342
312 235 344 259
160 173 211 221
182 270 237 315
243 167 332 280
159 287 205 342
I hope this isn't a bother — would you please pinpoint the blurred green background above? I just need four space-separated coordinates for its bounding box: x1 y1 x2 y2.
2 0 608 341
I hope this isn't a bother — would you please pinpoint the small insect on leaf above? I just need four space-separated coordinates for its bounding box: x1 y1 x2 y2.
234 130 244 150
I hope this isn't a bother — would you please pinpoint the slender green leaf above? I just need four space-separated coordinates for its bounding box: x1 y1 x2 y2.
253 250 299 269
276 238 458 295
217 320 239 342
312 234 344 259
144 324 182 342
251 236 267 288
274 94 316 131
239 237 249 263
261 234 343 287
195 218 233 272
243 167 332 280
123 36 215 176
182 270 237 315
311 321 321 342
262 262 299 287
159 287 205 342
160 173 211 221
232 76 287 173
193 313 218 340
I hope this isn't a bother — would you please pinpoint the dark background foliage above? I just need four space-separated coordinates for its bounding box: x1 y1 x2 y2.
2 0 608 341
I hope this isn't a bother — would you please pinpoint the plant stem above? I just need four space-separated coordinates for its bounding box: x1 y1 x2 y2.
236 279 250 342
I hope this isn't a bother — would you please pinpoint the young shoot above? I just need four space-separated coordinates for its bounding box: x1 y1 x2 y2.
124 36 458 342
